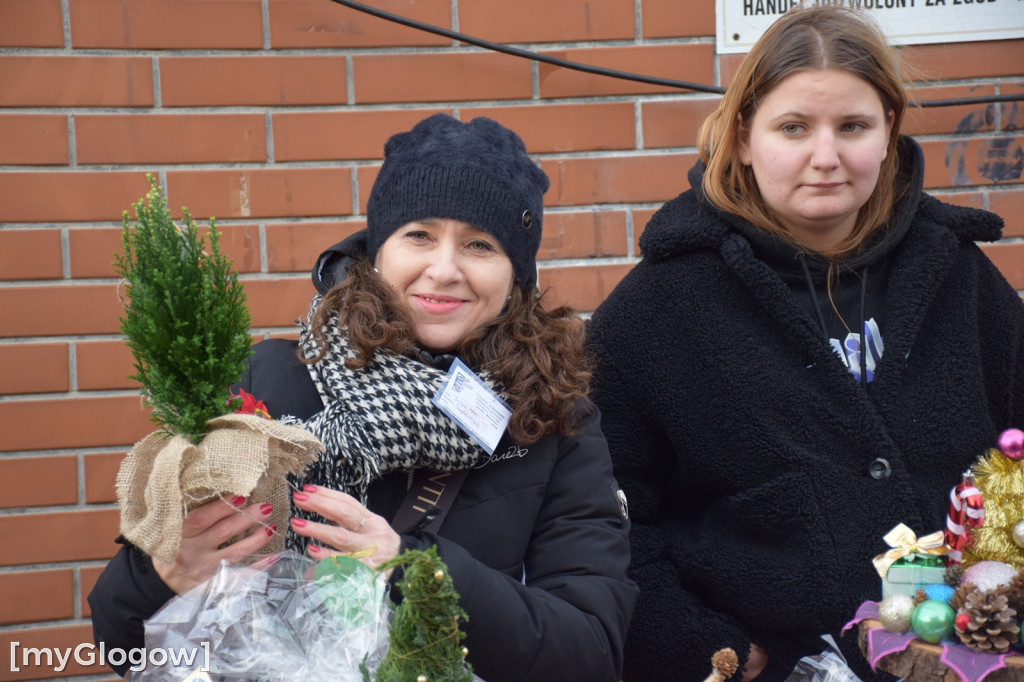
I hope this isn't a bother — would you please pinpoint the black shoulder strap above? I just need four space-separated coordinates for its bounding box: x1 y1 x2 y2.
391 469 469 535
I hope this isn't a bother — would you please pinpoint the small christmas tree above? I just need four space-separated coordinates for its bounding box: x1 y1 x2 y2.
960 430 1024 569
115 174 251 442
367 547 474 682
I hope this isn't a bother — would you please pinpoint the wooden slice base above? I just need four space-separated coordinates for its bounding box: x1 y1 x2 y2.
858 619 1024 681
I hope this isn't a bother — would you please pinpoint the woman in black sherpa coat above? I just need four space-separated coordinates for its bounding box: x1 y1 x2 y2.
586 6 1024 681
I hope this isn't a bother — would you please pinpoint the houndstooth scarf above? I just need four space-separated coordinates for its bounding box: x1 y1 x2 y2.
290 295 496 508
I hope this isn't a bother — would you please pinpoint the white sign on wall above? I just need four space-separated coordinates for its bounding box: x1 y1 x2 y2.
717 0 1024 53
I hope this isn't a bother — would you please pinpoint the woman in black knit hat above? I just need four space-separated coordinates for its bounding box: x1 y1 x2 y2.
89 113 636 682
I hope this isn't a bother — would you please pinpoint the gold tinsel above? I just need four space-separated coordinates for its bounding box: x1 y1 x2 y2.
962 449 1024 570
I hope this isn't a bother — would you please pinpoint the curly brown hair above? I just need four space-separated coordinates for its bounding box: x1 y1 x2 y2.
306 259 591 444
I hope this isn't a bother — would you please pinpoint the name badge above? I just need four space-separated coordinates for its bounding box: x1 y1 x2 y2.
432 358 512 455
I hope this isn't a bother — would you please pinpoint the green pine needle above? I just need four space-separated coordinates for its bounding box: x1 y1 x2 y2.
115 175 252 443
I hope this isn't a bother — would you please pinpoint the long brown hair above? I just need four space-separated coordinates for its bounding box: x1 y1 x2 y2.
306 259 591 445
699 3 907 257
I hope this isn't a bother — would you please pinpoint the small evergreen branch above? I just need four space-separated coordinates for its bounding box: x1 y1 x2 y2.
370 547 474 682
115 175 252 442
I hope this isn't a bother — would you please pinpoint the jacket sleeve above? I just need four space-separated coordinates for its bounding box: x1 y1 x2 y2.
402 407 638 682
586 319 759 681
88 542 177 677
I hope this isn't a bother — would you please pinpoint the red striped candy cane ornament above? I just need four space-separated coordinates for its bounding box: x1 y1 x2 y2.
945 470 984 564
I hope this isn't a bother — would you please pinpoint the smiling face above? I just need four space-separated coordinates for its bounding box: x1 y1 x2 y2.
738 68 893 253
375 218 514 354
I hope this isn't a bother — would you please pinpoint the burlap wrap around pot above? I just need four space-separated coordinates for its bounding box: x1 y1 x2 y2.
117 413 324 563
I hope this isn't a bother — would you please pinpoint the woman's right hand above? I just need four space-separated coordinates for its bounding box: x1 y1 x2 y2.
151 496 275 594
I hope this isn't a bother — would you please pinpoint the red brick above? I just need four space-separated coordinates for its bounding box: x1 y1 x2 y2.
0 456 77 508
641 0 715 38
0 56 153 107
268 0 451 48
990 190 1024 239
80 565 106 617
538 45 714 98
538 211 629 261
0 570 73 625
903 85 997 137
0 172 153 223
0 625 114 680
356 165 381 214
160 56 347 107
353 52 531 104
537 264 635 313
84 451 124 504
0 509 120 566
460 0 634 42
0 343 69 395
0 396 153 452
903 40 1024 81
981 242 1024 290
461 103 636 153
541 153 695 207
68 0 263 49
243 278 316 328
0 229 63 280
633 208 659 255
68 224 261 279
930 192 985 211
642 98 721 149
920 135 1024 190
75 340 137 391
0 284 122 338
76 114 266 164
265 221 364 273
273 109 450 162
719 54 746 90
0 115 68 165
0 0 63 47
166 168 353 220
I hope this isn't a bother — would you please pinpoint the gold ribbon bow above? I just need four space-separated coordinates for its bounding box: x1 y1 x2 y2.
872 523 947 579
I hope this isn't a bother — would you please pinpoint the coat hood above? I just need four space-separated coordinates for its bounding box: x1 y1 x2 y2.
310 229 368 295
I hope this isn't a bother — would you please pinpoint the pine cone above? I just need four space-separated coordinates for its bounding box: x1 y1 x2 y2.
955 587 1021 654
1005 568 1024 614
945 563 964 587
913 588 929 606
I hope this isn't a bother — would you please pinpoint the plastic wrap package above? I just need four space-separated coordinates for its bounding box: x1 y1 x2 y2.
137 552 389 682
783 635 862 682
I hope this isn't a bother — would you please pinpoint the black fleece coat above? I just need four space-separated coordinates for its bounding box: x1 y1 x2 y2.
90 290 637 682
586 137 1024 680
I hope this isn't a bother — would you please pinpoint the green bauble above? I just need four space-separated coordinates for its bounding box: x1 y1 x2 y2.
911 600 955 643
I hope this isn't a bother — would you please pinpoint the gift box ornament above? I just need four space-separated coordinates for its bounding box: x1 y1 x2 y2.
873 524 949 598
882 554 949 598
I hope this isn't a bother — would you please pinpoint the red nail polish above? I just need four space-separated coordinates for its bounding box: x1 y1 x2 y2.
259 503 273 516
293 492 308 502
302 484 318 493
230 495 246 507
292 518 307 528
264 525 276 537
308 544 320 553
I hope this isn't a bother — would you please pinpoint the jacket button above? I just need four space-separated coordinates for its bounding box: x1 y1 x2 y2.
868 458 891 480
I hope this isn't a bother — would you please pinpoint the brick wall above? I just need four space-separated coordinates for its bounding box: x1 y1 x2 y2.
0 0 1021 679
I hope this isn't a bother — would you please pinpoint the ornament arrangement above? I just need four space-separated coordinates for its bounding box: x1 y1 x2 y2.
854 428 1024 681
114 175 323 562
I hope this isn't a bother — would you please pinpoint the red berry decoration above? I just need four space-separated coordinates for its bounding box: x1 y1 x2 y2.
955 613 971 631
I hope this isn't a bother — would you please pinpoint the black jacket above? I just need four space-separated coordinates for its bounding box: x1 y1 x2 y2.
90 259 637 682
585 136 1024 680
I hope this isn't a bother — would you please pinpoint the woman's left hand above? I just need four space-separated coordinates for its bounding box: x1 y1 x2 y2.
289 485 401 574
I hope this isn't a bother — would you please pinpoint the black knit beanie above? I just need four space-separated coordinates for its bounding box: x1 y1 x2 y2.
366 113 550 288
